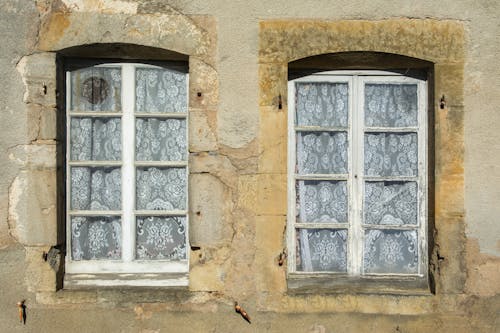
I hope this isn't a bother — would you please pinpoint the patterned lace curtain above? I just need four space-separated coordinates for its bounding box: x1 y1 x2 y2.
70 66 188 262
294 80 420 274
295 82 349 272
362 83 419 274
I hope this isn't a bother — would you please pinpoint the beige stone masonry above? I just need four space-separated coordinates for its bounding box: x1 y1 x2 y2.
11 5 222 295
258 18 466 300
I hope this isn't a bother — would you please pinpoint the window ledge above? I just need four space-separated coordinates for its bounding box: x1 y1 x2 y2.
287 273 431 296
64 272 188 290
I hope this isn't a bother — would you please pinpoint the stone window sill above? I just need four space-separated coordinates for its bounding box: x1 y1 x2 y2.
287 273 431 296
64 273 188 290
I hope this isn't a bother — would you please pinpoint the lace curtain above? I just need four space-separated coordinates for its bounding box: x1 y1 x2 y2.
297 132 348 174
136 68 187 113
363 230 418 273
71 167 121 210
70 65 188 262
364 133 418 177
136 216 186 260
296 180 348 223
365 84 417 127
71 216 122 260
294 80 421 274
136 167 187 211
296 229 347 272
136 118 186 161
364 181 417 225
362 83 419 273
296 82 348 127
71 118 121 161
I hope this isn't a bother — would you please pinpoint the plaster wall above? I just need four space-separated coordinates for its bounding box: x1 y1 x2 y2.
0 0 499 332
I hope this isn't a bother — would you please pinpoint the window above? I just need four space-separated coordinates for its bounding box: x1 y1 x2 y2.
65 63 189 286
287 71 427 280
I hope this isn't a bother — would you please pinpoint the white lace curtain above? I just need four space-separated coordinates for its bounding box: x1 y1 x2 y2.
295 81 419 273
70 66 187 261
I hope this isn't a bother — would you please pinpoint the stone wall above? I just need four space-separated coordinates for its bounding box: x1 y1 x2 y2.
0 0 499 332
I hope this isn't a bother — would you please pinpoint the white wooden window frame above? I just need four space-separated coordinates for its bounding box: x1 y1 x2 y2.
65 63 189 286
287 70 427 278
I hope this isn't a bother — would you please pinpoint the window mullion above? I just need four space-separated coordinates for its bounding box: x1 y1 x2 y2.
351 75 364 276
121 64 136 263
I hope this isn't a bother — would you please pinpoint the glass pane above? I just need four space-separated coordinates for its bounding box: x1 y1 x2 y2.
135 68 187 113
71 67 121 112
296 180 348 223
136 118 186 161
71 216 121 260
136 167 186 210
136 216 186 260
365 83 418 127
296 229 347 272
71 167 121 210
70 117 121 161
363 229 418 274
364 133 418 177
296 82 348 127
297 132 347 174
364 181 417 225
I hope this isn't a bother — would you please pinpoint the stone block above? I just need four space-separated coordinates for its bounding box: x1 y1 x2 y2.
434 217 466 294
189 152 238 189
27 103 41 142
259 20 465 64
259 106 287 174
189 109 217 152
16 52 56 106
259 63 287 107
237 175 258 212
189 262 225 292
39 107 58 140
435 174 464 218
257 174 287 215
435 63 465 107
189 58 218 109
25 246 57 292
8 143 57 170
38 11 208 59
254 216 287 292
8 169 57 245
435 106 464 176
189 173 232 247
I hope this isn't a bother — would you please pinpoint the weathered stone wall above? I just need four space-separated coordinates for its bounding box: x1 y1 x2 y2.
0 0 499 332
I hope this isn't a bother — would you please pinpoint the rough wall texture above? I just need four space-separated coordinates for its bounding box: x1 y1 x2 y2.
0 0 499 332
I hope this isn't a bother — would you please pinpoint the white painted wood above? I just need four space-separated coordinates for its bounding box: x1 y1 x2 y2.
295 174 348 181
69 112 122 117
287 71 427 278
135 161 187 167
66 72 72 264
69 210 122 216
66 261 189 274
135 112 187 118
68 161 122 167
352 74 363 275
121 64 135 263
66 63 190 280
295 223 349 228
295 126 348 132
287 79 296 274
135 210 188 216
